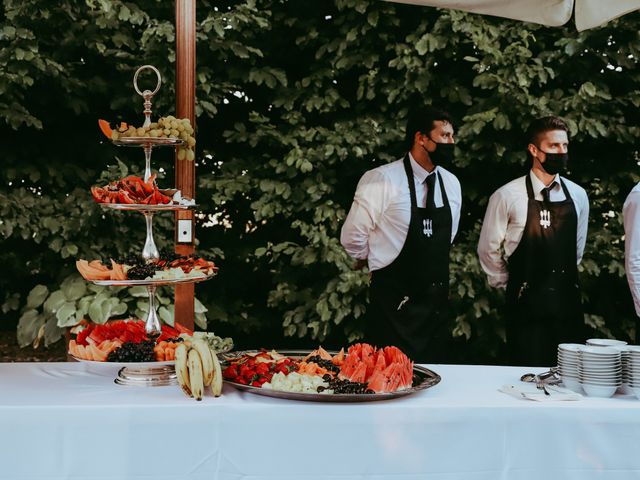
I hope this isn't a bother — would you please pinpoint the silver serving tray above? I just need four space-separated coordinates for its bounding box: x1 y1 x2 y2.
98 202 195 212
91 272 216 287
112 137 184 147
71 355 175 368
220 349 441 403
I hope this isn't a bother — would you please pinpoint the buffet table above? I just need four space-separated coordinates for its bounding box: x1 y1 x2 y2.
1 362 639 480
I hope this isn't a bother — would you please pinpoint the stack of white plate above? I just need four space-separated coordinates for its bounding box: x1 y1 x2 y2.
578 346 622 398
587 339 630 394
626 346 640 399
557 343 582 392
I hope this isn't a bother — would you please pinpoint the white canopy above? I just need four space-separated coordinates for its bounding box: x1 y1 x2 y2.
385 0 640 31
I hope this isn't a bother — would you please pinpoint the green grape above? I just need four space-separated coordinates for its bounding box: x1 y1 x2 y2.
186 149 195 161
163 129 171 136
187 137 196 147
177 148 187 160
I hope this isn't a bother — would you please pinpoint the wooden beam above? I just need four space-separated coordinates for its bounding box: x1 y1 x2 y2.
174 0 196 330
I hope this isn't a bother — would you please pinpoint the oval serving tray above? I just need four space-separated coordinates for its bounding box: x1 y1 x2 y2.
220 349 441 403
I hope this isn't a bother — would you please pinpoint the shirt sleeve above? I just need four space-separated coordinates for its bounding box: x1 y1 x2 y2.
448 175 462 243
340 170 389 261
575 187 589 264
624 190 640 317
477 190 510 289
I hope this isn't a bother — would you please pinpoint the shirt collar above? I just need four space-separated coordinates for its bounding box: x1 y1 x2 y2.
529 170 560 193
408 152 437 183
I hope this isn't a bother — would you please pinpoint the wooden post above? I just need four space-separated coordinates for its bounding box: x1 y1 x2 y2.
174 0 196 330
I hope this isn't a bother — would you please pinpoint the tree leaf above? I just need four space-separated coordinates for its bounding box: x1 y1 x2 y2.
26 285 48 309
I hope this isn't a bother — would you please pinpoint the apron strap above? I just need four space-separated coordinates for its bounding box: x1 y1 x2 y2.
436 170 450 208
525 173 535 200
402 154 418 210
558 177 573 200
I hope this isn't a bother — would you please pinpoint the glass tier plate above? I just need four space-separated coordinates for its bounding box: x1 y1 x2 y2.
91 272 216 287
112 137 184 147
98 202 195 211
220 350 441 403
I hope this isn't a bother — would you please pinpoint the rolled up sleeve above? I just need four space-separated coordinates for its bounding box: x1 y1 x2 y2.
341 170 387 261
477 190 510 289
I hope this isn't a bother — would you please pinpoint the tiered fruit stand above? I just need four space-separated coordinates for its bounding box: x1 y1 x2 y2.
79 65 213 386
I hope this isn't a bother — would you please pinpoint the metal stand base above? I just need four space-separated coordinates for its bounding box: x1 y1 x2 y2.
114 365 177 386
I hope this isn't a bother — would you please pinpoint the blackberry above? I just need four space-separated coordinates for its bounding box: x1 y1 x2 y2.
319 374 374 394
107 340 156 362
127 263 161 280
306 355 340 374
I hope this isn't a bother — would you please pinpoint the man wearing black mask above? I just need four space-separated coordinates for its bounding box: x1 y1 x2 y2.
477 116 590 366
341 107 462 363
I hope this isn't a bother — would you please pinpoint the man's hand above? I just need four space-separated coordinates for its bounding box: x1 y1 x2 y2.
353 259 368 270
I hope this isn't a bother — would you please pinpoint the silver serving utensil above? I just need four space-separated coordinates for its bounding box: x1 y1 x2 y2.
520 367 561 385
535 376 551 396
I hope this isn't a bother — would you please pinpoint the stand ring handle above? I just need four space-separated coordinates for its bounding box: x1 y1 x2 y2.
133 65 161 97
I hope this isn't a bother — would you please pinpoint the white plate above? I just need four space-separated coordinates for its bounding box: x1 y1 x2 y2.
587 339 628 347
579 345 621 355
581 383 618 398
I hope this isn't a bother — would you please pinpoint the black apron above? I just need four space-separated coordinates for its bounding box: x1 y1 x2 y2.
366 155 453 363
505 175 585 366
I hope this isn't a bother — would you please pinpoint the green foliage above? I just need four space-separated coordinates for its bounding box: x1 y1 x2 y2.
16 278 208 348
1 0 639 360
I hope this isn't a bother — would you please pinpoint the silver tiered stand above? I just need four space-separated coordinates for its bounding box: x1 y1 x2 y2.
79 65 211 386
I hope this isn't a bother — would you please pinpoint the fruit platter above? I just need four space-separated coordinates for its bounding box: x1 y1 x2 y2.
69 319 233 387
91 174 195 210
219 343 441 402
76 252 217 284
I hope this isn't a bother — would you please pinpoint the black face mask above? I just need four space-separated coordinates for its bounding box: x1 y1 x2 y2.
540 151 569 175
423 140 455 165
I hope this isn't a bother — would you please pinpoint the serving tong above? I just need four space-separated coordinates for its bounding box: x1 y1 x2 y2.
520 367 562 396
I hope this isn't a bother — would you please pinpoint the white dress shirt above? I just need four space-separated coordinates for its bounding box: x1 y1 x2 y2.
341 153 462 271
477 170 589 289
624 182 640 317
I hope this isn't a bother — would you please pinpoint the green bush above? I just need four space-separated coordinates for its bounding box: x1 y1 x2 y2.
1 0 638 360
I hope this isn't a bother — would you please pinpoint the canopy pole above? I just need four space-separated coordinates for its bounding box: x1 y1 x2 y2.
174 0 196 330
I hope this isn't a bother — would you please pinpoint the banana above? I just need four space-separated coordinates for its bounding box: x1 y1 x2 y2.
175 343 192 398
191 338 215 386
188 348 205 401
210 348 223 397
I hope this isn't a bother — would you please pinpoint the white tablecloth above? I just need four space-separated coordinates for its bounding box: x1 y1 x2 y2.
1 362 639 480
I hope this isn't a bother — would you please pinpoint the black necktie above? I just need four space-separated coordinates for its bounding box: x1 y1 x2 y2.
541 182 556 203
425 173 436 208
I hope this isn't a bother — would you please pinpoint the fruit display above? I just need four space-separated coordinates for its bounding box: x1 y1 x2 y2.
68 319 190 362
174 338 224 401
222 343 416 395
76 253 217 282
99 115 196 161
73 66 215 386
91 174 194 206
